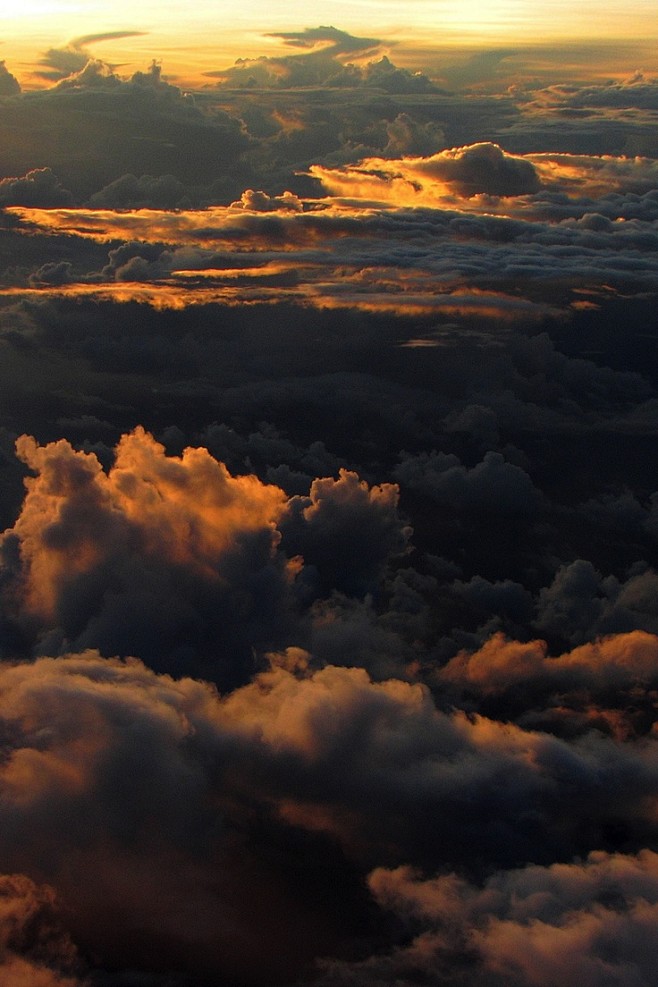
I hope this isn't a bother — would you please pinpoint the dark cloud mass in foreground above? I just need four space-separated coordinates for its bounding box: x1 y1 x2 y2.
0 26 657 987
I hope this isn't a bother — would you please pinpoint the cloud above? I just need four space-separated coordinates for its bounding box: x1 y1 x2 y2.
69 31 147 50
0 63 250 202
0 652 380 984
317 849 658 986
0 428 412 683
310 144 658 208
0 428 292 683
310 142 541 203
268 26 382 57
395 449 543 516
0 874 83 987
211 30 436 94
229 189 304 212
442 627 658 694
1 639 658 982
0 170 73 208
414 141 541 196
279 468 411 596
0 32 657 986
0 61 20 96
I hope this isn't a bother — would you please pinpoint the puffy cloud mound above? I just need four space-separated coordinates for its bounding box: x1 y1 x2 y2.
395 449 542 516
438 628 658 739
414 142 542 196
0 428 291 681
0 429 409 681
87 173 188 210
317 849 658 986
279 468 411 596
0 61 20 96
310 142 541 204
229 189 304 212
0 874 82 986
1 641 658 981
0 169 73 208
0 652 374 984
442 628 658 696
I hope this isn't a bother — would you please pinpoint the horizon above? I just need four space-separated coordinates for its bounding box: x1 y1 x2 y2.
2 3 658 90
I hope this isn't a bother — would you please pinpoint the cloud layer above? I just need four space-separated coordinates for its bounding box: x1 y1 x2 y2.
1 29 658 987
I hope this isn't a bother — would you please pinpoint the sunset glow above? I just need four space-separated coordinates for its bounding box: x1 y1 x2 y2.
2 0 658 89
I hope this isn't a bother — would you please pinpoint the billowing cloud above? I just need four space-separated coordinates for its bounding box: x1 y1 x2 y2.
317 850 658 986
209 27 435 93
0 428 290 681
279 468 411 595
0 169 73 208
230 188 304 212
310 142 541 203
0 61 20 96
0 874 82 987
395 449 543 516
1 648 658 984
0 428 411 684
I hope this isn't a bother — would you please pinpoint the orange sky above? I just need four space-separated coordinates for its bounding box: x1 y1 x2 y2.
2 1 657 88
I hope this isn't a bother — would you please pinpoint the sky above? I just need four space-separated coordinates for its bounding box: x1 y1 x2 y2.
2 0 658 86
0 5 658 987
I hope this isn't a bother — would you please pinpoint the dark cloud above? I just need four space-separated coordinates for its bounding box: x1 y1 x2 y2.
0 61 20 96
88 173 189 210
395 449 543 517
2 647 658 984
0 429 412 686
279 469 411 596
268 26 382 56
0 169 74 208
415 141 541 195
0 63 250 202
0 873 83 986
317 850 658 986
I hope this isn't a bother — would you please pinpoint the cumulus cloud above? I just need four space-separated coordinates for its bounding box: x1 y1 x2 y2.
317 849 658 986
229 189 304 212
87 173 189 210
310 144 658 208
0 874 83 987
0 428 292 681
0 428 412 683
0 61 20 96
279 469 411 596
1 28 658 987
414 141 541 196
310 142 541 203
211 29 435 93
395 449 543 516
0 653 381 984
0 170 73 208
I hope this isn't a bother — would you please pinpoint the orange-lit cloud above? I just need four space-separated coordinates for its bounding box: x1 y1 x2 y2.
7 426 288 624
0 429 409 682
310 144 658 207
